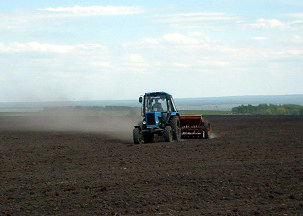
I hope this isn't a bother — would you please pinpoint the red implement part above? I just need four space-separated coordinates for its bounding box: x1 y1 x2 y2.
180 114 207 138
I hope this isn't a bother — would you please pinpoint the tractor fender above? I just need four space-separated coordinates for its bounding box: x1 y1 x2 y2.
167 112 180 123
166 112 180 120
134 121 144 131
170 112 180 117
165 116 180 125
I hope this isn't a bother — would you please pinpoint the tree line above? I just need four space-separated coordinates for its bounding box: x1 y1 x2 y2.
232 104 303 115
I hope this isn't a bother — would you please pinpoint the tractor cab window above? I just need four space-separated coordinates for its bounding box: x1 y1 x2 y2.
169 96 177 112
145 95 168 112
167 98 174 112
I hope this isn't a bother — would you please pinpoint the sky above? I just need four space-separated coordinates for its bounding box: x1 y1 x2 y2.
0 0 302 101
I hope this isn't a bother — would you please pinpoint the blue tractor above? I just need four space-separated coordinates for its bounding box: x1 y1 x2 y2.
133 92 182 144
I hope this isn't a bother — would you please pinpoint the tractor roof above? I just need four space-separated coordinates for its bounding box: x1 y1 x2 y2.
145 91 171 97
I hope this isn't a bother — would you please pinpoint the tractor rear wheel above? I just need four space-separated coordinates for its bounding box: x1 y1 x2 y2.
170 116 181 141
133 128 143 144
163 126 173 142
204 121 209 139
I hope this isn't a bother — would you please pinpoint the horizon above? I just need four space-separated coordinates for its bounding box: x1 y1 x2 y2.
1 0 302 101
0 93 302 104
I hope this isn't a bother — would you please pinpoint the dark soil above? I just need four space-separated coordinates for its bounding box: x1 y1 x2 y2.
0 116 302 215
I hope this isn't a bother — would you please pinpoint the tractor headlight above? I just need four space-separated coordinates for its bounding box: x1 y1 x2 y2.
156 120 159 124
143 121 146 124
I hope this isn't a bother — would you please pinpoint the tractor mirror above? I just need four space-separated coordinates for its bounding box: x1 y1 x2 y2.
139 96 143 103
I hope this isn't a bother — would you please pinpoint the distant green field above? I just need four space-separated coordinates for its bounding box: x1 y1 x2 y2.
0 108 232 116
0 112 37 116
232 104 303 115
179 110 232 115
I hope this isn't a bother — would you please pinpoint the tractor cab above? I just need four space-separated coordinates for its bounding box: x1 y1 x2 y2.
139 92 178 129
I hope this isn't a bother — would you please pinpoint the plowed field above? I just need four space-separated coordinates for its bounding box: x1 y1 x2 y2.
0 116 302 215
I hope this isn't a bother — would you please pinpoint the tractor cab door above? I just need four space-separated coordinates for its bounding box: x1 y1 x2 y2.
167 95 177 113
161 95 176 122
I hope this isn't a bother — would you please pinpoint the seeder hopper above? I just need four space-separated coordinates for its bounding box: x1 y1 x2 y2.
180 114 210 139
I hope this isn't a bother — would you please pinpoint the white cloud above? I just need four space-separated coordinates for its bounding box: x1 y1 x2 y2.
197 59 231 67
0 42 73 53
157 12 237 23
173 63 191 68
292 35 303 43
76 44 105 50
0 6 146 29
90 61 112 68
127 54 145 62
188 32 210 38
162 33 200 45
126 33 241 59
125 32 208 48
125 54 149 70
251 18 285 28
250 18 303 30
250 36 269 40
124 32 303 78
286 13 303 18
39 6 145 17
156 12 239 30
0 12 37 29
0 76 6 82
142 38 160 46
0 42 105 54
281 49 303 55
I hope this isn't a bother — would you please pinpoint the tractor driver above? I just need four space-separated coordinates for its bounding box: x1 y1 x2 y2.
152 99 163 112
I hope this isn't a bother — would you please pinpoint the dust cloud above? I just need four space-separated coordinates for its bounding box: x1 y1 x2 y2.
0 113 141 143
0 109 216 142
209 132 218 139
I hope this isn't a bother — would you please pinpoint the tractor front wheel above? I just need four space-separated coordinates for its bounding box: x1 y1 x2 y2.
163 126 173 142
133 128 143 144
